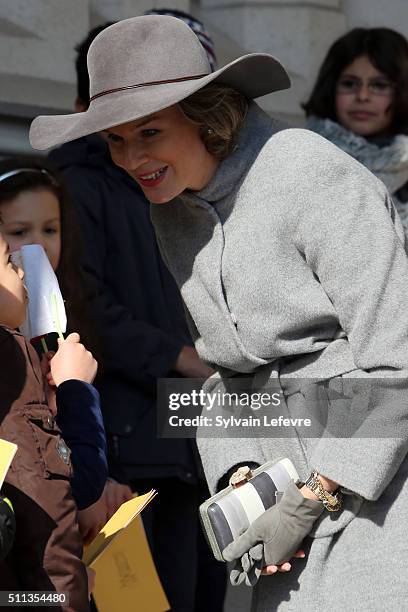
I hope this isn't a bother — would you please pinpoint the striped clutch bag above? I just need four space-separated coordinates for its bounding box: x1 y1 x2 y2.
199 458 299 561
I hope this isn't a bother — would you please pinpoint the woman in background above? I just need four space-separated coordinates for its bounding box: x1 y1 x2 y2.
304 28 408 237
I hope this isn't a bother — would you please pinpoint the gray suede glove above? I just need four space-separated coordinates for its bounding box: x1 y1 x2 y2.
229 543 264 586
223 481 324 569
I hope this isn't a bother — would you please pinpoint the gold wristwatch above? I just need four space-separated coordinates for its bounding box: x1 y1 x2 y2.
304 471 342 512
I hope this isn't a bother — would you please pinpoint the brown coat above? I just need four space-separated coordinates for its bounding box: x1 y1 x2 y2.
0 327 88 612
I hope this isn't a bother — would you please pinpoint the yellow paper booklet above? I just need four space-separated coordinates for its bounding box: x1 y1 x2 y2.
84 489 169 612
0 439 18 489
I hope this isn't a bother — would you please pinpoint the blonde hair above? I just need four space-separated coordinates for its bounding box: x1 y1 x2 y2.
179 84 249 159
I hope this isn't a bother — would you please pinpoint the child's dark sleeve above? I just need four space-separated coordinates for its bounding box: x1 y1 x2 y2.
0 495 15 561
55 380 108 510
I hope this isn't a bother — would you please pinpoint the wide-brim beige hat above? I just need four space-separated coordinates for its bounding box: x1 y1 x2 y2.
29 15 290 151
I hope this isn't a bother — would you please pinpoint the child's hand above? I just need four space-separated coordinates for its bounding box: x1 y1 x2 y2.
77 480 132 547
104 478 133 518
78 494 108 546
173 345 214 378
50 333 98 387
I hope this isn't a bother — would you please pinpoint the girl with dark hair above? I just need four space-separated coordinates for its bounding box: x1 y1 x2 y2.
304 28 408 233
0 157 96 350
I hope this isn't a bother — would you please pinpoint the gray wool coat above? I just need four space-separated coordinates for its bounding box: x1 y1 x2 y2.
150 102 408 611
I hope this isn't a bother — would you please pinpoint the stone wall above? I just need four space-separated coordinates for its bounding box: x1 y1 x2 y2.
0 0 407 154
197 0 346 123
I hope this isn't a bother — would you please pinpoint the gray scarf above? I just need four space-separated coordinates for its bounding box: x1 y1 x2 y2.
308 116 408 232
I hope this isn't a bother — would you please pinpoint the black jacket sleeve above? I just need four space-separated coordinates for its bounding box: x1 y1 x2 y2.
56 380 108 510
63 169 183 394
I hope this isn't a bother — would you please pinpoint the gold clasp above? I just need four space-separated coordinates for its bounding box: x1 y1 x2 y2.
229 465 254 489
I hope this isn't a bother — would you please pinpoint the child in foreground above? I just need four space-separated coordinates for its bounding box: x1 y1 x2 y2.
0 158 132 543
0 231 93 610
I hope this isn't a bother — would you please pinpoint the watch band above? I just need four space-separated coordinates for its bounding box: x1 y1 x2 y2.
304 471 342 512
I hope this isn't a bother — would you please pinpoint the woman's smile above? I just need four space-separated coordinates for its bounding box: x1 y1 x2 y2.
136 166 168 188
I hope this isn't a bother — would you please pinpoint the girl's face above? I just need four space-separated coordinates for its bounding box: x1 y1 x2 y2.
335 54 395 137
0 188 61 271
0 233 27 328
102 104 219 204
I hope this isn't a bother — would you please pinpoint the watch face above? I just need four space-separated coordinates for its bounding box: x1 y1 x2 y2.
306 477 318 491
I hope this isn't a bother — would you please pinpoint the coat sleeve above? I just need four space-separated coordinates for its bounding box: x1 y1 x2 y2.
293 135 408 501
56 380 108 510
63 170 183 393
196 373 266 494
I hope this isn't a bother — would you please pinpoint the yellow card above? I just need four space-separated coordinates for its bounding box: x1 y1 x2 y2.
84 490 169 612
83 490 157 566
0 439 18 489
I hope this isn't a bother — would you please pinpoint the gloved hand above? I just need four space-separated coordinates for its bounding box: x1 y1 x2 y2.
223 481 324 569
0 495 16 561
229 543 264 586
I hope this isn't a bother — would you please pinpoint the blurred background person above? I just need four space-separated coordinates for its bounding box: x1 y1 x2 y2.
304 28 408 237
49 12 226 612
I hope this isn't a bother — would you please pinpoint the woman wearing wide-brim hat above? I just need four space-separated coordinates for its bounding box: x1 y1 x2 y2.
30 16 408 612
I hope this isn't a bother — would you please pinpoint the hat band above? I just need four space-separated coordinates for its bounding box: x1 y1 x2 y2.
90 73 209 102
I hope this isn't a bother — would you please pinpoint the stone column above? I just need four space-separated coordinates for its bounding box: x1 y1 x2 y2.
91 0 191 25
197 0 346 124
0 0 90 154
0 0 90 113
343 0 408 33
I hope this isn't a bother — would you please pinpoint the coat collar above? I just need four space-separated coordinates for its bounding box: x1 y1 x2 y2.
186 101 276 205
150 103 286 371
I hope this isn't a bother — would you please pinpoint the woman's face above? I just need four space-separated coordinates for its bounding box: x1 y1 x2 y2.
0 188 61 271
102 104 219 204
335 54 395 137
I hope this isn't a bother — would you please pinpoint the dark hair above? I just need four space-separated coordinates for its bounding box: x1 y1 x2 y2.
0 157 99 355
75 22 114 107
303 28 408 135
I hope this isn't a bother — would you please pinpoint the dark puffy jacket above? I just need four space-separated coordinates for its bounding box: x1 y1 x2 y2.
0 327 88 610
50 137 201 483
